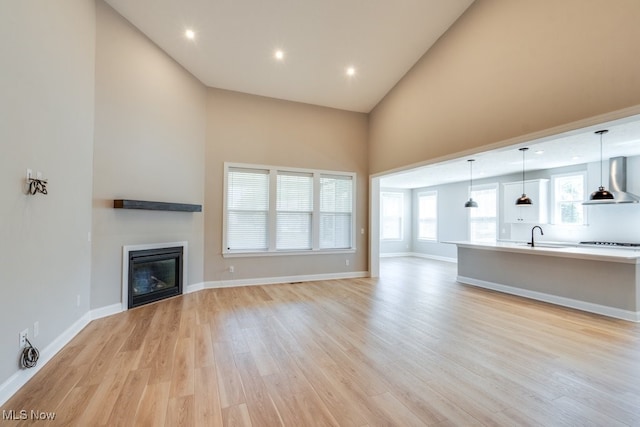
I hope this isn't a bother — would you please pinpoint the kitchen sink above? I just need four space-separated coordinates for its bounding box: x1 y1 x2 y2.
532 243 572 248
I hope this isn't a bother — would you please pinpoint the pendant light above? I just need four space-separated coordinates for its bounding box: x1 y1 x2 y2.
464 159 478 208
589 129 614 201
515 147 532 205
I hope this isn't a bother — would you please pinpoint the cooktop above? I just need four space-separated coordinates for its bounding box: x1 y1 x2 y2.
579 241 640 247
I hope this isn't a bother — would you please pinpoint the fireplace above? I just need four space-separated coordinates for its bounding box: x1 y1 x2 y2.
122 242 187 309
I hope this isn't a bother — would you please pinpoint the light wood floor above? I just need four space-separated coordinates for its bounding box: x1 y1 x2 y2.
3 257 640 426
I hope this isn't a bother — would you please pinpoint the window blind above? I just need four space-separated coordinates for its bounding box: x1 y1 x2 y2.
224 164 355 254
276 172 313 250
319 175 353 249
226 168 269 251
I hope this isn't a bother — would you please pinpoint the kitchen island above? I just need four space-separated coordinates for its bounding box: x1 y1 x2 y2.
450 241 640 321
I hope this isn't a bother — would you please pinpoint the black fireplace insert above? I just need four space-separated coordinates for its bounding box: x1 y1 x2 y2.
128 246 183 309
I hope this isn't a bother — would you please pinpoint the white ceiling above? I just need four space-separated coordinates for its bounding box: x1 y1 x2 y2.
102 0 640 188
380 114 640 189
103 0 475 113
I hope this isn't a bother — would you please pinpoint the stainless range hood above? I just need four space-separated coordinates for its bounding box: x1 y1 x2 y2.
583 157 640 205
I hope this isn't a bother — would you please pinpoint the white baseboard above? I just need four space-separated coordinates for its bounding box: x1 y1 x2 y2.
410 252 457 263
0 272 368 405
201 271 369 289
457 275 640 322
185 282 205 294
379 252 412 258
0 311 91 406
0 302 130 406
90 303 123 320
380 252 457 263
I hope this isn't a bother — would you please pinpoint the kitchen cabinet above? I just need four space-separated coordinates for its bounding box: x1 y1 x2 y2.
503 179 549 224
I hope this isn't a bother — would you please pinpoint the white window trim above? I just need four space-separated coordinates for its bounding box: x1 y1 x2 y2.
417 190 438 242
380 192 404 241
223 162 357 257
551 171 588 226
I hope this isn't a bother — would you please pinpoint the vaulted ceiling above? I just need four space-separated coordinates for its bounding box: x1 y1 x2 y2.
103 1 640 187
104 0 475 113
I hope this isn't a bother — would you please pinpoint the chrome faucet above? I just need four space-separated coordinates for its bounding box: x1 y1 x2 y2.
530 226 544 247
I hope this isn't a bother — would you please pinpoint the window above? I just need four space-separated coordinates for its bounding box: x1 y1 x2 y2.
417 191 437 241
552 173 585 225
319 175 353 249
224 163 355 255
469 184 497 242
380 192 404 240
226 168 269 251
277 172 313 250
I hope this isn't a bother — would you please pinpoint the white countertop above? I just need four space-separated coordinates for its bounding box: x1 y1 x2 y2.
448 240 640 263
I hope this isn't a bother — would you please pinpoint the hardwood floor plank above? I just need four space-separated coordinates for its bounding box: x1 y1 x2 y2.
194 323 215 368
232 351 283 426
262 374 340 427
165 395 195 427
242 327 280 377
3 257 640 426
78 329 131 386
370 392 428 427
550 395 630 427
194 366 223 426
213 341 246 408
106 368 151 426
170 337 195 398
72 372 130 426
133 381 171 427
222 403 253 427
51 383 98 426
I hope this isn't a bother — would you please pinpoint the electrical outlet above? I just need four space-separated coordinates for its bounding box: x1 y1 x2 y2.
34 321 39 337
229 266 235 273
19 329 28 348
26 169 32 180
77 295 81 307
345 259 350 266
36 171 42 179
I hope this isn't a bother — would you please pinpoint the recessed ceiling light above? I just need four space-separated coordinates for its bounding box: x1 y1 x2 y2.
274 50 284 60
185 29 195 40
346 66 356 77
535 150 544 154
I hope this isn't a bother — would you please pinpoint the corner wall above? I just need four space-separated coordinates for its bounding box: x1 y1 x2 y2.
205 88 369 282
91 1 207 309
369 0 640 175
0 0 96 388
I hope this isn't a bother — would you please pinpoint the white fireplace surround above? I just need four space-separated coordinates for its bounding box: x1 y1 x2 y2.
121 241 188 311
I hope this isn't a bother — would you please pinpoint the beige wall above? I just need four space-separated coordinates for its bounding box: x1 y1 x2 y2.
11 0 639 399
369 0 640 174
0 0 96 385
91 1 207 308
205 88 369 281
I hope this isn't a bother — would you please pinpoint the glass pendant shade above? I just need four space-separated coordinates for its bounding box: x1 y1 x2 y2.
589 130 614 201
515 147 532 206
465 159 478 208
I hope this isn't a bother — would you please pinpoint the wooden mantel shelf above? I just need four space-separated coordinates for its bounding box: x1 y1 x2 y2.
113 199 202 212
